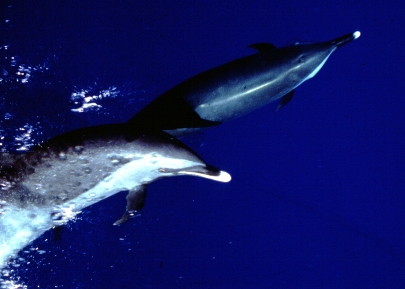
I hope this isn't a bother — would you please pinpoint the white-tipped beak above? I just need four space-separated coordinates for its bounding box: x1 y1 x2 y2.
215 170 232 182
180 170 231 182
353 31 361 39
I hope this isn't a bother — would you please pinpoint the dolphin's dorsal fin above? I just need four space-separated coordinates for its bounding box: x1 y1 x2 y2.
113 185 147 225
248 43 277 53
275 90 295 112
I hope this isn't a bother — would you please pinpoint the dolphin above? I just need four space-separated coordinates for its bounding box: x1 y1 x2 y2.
0 124 231 268
127 31 360 135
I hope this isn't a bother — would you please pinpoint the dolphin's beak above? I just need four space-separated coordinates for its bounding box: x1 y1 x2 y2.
330 31 361 48
179 165 232 182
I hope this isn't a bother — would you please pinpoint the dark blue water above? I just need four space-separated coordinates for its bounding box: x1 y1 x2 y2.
1 0 404 288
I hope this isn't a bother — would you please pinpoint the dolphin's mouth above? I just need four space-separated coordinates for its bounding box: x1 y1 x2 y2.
180 168 232 182
161 165 231 182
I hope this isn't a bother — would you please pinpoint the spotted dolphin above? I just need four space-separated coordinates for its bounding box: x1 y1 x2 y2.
0 124 231 268
128 31 360 135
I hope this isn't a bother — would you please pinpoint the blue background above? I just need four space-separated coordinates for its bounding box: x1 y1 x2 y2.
1 0 404 288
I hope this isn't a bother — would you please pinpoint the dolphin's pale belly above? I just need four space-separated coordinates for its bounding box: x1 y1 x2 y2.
192 70 294 122
183 56 295 122
55 153 196 213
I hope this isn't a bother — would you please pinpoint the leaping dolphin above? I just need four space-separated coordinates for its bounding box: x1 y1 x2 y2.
128 31 360 135
0 124 231 268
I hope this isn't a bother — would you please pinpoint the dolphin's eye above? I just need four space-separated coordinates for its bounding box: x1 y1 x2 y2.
298 56 306 64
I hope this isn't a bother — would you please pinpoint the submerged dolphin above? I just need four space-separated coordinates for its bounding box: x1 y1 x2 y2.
0 124 231 268
128 31 360 135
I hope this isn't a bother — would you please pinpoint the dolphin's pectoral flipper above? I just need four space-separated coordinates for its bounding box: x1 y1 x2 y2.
248 43 277 53
126 185 147 212
275 90 295 112
113 185 147 226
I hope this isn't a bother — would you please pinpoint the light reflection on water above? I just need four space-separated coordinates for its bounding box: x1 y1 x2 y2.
70 86 120 113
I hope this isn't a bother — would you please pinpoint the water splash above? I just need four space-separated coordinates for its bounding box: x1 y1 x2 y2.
0 45 52 87
70 86 120 113
12 124 40 152
0 267 27 289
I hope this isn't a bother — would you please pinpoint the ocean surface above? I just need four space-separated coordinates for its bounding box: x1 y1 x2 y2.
0 0 404 288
